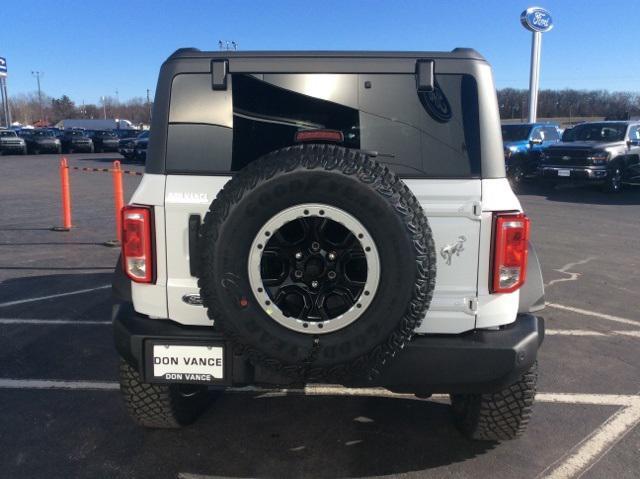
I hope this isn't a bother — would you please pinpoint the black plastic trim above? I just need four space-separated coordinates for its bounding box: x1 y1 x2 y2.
416 59 435 92
211 60 228 90
188 214 201 277
113 301 543 394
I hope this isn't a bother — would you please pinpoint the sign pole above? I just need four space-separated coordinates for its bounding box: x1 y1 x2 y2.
0 78 5 127
0 57 9 127
2 78 11 126
528 31 542 123
520 7 553 124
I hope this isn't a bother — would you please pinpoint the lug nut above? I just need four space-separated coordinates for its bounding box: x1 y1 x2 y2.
295 251 303 260
294 270 303 279
311 242 320 252
328 252 337 261
311 280 319 288
327 270 337 280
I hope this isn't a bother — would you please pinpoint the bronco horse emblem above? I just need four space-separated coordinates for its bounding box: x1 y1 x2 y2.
440 236 467 265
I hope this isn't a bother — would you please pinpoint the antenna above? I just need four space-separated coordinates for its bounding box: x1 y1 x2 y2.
218 40 238 51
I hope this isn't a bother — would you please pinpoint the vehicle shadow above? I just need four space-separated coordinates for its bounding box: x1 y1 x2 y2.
516 181 640 205
129 394 496 478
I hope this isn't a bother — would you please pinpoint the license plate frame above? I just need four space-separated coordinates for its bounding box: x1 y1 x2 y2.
145 340 227 385
558 169 571 177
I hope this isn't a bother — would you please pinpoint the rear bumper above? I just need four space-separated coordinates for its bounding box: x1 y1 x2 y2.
113 301 544 394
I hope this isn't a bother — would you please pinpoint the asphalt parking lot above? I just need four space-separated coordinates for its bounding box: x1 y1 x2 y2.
0 153 638 479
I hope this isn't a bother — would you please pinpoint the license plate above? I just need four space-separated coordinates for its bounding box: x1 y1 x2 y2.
558 169 571 177
151 344 224 384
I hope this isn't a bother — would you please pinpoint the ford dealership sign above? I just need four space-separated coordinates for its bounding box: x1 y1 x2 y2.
520 7 553 33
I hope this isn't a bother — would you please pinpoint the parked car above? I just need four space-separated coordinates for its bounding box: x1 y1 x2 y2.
60 129 94 153
114 129 141 140
502 123 561 187
88 130 119 153
113 48 545 442
119 130 148 160
538 121 640 192
18 129 62 154
132 130 149 161
46 127 64 138
0 129 27 155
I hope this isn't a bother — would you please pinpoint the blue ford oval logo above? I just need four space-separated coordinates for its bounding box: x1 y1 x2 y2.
520 7 553 33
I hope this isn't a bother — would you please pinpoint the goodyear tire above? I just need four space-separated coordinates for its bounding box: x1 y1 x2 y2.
198 144 436 382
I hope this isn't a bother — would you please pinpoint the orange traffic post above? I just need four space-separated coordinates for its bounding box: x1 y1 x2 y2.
52 157 72 231
111 160 125 246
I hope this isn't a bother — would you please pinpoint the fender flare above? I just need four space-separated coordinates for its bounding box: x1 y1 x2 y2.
519 241 545 313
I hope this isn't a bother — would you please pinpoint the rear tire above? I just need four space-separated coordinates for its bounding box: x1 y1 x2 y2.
119 358 213 428
507 163 526 191
450 362 537 441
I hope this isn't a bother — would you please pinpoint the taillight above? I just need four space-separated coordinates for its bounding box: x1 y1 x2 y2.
491 213 530 293
121 205 154 283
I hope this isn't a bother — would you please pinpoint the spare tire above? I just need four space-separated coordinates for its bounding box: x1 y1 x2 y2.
198 144 436 382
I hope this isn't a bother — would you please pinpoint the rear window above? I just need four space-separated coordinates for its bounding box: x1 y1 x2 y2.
564 122 627 142
166 72 481 178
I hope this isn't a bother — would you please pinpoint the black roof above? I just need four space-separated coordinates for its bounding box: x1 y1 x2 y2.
167 47 485 62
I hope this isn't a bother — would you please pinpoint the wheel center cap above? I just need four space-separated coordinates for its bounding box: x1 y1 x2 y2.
304 256 325 279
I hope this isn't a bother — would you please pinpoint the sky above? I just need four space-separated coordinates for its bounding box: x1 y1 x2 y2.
1 0 638 104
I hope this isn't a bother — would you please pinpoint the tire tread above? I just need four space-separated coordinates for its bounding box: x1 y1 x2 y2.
451 362 538 441
119 359 210 429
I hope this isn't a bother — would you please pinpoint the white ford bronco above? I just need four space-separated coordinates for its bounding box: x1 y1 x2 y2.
112 48 545 441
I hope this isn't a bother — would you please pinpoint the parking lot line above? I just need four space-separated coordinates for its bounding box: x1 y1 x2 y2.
0 379 119 390
0 318 111 325
2 379 634 479
0 284 110 308
540 401 640 479
546 329 640 339
3 380 637 408
546 303 640 326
